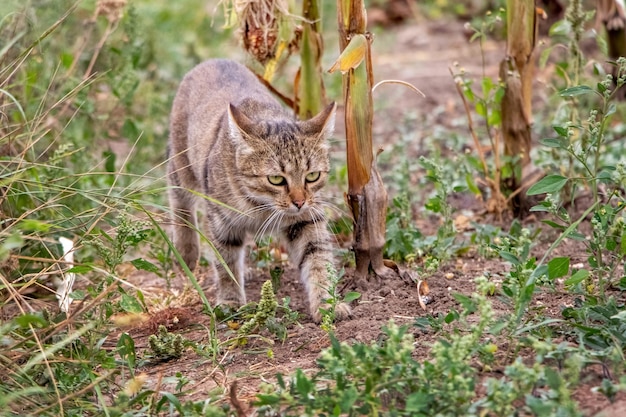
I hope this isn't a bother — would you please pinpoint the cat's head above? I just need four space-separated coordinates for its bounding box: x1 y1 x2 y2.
227 102 336 217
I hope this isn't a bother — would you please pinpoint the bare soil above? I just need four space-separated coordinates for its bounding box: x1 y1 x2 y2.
116 17 626 416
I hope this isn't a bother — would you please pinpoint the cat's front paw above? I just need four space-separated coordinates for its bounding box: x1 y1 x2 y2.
311 302 352 324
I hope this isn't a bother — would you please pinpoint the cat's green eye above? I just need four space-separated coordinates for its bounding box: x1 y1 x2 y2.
268 175 287 186
305 171 321 183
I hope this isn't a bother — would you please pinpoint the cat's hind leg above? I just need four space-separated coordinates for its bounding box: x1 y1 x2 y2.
167 162 200 270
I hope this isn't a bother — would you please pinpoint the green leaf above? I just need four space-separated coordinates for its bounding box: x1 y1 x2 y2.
466 173 481 195
531 265 548 280
294 369 313 397
541 220 566 230
158 392 182 412
564 269 589 286
553 125 569 137
540 137 568 148
607 102 617 116
500 251 520 265
70 289 86 300
14 313 48 328
527 175 568 195
405 392 429 412
548 257 570 279
256 394 281 405
67 265 93 273
131 258 160 273
18 219 54 232
120 294 143 313
343 292 361 303
530 203 551 212
549 19 571 37
117 332 136 369
476 100 487 117
559 85 594 97
339 387 358 411
539 45 554 68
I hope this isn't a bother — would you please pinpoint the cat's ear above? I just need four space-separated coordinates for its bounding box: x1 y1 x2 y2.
228 104 260 140
300 102 336 139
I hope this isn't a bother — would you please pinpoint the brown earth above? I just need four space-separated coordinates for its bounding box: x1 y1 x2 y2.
113 16 626 417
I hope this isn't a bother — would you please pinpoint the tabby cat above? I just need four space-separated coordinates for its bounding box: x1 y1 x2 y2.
167 59 350 322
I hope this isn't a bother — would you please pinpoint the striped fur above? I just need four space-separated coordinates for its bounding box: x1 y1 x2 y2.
167 59 350 322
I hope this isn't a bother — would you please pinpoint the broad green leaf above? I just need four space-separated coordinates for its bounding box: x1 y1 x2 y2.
530 202 551 212
14 313 48 328
564 269 589 286
540 137 568 148
607 102 617 116
67 265 93 273
476 100 486 117
18 219 54 232
559 85 594 97
406 392 429 412
548 257 570 279
343 292 361 303
256 394 281 405
500 251 520 265
117 332 136 369
553 125 569 137
70 289 86 300
295 369 313 396
339 387 358 411
131 258 160 273
120 294 143 313
466 173 481 195
527 175 568 195
549 19 571 37
531 265 548 280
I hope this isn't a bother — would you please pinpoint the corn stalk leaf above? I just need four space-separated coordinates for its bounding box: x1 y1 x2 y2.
328 33 367 74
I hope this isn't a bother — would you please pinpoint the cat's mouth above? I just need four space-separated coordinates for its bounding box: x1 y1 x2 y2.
284 205 310 216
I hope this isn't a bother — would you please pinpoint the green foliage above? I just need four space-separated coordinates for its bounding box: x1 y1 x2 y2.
255 277 590 416
238 280 279 336
148 325 186 360
319 264 360 332
385 192 423 262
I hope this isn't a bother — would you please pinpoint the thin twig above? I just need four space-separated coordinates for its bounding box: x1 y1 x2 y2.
450 67 490 178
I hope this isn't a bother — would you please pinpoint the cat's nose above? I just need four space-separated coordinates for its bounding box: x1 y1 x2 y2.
292 199 305 209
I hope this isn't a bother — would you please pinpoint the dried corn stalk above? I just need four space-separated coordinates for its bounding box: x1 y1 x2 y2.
500 0 538 215
332 0 394 281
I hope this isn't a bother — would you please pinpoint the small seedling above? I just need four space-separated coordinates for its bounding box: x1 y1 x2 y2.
148 325 185 360
319 264 360 332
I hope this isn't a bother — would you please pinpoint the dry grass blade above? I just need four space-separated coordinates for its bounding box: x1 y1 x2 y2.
372 79 426 97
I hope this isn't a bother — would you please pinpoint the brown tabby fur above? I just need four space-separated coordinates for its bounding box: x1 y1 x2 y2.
167 59 350 322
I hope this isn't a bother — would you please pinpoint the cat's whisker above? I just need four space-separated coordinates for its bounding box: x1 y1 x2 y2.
318 199 348 218
255 208 281 242
308 206 326 243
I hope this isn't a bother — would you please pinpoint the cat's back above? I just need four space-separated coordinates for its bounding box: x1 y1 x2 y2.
177 59 273 111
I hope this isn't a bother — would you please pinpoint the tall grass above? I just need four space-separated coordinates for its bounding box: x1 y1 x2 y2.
0 2 234 414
